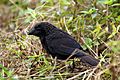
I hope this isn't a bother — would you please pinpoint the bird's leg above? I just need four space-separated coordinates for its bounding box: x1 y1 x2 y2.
73 58 75 68
71 58 75 72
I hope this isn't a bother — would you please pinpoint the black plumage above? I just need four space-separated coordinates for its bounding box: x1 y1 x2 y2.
28 22 99 66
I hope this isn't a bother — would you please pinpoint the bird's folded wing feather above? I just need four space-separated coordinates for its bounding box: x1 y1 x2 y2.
46 37 84 56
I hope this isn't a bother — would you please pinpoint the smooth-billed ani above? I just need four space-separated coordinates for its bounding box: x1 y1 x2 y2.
28 22 99 66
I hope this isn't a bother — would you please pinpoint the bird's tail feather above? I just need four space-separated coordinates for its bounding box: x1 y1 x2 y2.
80 55 99 66
75 50 99 66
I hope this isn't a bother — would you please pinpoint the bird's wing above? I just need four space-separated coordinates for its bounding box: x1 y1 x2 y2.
46 37 83 56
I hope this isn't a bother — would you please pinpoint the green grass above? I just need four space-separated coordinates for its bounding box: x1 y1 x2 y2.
0 0 120 80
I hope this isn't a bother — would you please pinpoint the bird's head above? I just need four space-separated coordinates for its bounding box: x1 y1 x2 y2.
28 22 56 37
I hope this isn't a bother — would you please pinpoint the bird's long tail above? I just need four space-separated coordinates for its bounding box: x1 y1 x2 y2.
75 49 99 66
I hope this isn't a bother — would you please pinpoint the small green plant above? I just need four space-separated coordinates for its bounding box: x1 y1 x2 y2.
0 64 17 80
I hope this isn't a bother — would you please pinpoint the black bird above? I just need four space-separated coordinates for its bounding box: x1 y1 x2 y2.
28 22 99 66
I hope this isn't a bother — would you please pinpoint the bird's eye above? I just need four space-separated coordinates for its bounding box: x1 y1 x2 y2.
35 27 39 29
34 25 40 29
